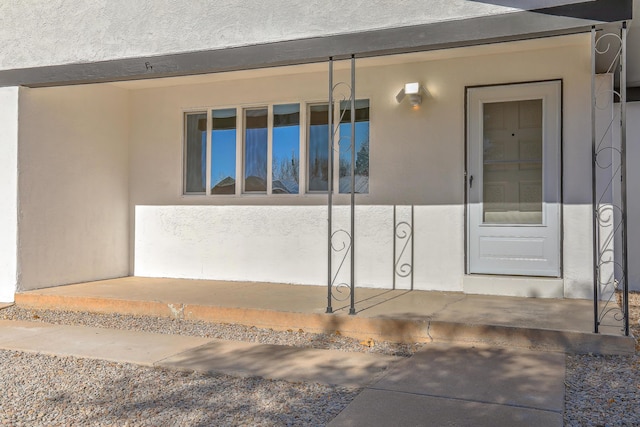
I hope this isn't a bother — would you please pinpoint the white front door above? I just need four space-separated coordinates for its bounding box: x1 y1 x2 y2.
467 81 561 277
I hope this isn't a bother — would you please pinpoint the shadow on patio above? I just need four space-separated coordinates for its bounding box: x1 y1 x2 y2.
14 276 634 355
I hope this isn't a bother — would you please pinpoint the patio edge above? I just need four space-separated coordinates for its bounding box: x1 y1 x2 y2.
13 292 634 356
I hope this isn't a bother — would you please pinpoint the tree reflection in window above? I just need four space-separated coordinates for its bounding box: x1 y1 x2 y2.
211 108 237 194
272 104 300 194
339 100 369 193
244 108 268 192
308 104 330 192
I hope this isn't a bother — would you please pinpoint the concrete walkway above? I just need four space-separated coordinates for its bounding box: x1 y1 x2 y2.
0 318 565 426
329 343 564 426
0 319 395 388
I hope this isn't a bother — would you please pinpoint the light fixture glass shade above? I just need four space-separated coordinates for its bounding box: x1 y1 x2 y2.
404 82 421 95
396 82 430 106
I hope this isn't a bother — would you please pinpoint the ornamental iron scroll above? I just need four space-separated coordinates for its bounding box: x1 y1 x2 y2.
393 205 414 290
326 56 357 315
591 24 629 336
329 229 352 301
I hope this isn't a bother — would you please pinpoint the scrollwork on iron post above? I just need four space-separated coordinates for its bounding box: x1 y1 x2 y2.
330 229 352 301
592 24 629 335
594 33 623 73
326 56 357 315
393 205 414 290
395 222 413 278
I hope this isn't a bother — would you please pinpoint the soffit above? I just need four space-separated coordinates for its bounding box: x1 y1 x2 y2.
0 0 630 88
109 33 590 90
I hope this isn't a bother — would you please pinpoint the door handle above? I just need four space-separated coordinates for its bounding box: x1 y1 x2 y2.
469 175 474 188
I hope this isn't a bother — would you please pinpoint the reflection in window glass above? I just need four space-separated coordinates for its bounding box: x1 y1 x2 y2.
482 99 542 224
272 104 300 194
244 108 268 192
211 108 237 194
339 100 370 193
308 104 330 192
184 112 207 193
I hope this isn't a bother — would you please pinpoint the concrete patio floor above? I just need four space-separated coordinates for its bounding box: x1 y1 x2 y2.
14 276 635 355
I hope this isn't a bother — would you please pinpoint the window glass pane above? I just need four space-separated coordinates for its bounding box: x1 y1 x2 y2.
482 99 542 224
308 104 330 192
184 112 207 193
244 108 268 193
211 108 237 194
339 100 369 193
272 104 300 194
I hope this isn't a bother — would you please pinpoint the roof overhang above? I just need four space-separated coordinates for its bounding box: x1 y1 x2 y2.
0 0 632 88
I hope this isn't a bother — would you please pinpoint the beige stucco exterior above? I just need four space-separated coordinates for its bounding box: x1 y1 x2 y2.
0 0 590 72
17 85 130 291
0 87 19 301
0 26 635 302
121 35 594 297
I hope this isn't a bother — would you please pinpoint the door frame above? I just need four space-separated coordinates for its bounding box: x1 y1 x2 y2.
464 79 564 277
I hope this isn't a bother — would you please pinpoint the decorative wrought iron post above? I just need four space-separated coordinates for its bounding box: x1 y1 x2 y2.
326 57 334 314
326 56 357 315
620 22 629 337
591 23 629 336
591 27 598 333
349 55 356 315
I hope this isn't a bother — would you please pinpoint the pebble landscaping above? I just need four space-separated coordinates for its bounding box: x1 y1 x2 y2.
1 294 639 426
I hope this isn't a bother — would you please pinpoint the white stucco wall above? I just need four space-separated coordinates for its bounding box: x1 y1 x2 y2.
129 35 594 297
135 204 460 291
625 102 640 291
0 0 588 71
17 85 130 291
0 87 19 302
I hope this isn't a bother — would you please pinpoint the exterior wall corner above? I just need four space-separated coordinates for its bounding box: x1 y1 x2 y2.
0 86 20 301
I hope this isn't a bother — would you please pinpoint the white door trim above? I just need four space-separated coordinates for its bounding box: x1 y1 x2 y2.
466 80 562 277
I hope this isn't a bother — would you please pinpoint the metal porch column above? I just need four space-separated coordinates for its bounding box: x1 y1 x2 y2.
592 23 629 336
326 56 357 315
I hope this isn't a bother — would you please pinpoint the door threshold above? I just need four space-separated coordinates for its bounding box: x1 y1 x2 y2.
463 274 564 298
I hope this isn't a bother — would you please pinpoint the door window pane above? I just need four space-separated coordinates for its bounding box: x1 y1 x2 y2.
211 108 237 194
339 100 369 193
272 104 300 194
482 100 542 224
184 112 206 193
244 108 268 192
308 104 330 192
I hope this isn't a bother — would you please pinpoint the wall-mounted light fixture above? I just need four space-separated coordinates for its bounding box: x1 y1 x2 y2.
396 82 430 108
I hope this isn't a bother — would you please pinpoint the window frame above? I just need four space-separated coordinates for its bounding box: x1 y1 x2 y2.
182 98 370 197
306 102 331 194
242 106 270 194
305 99 370 195
183 110 208 195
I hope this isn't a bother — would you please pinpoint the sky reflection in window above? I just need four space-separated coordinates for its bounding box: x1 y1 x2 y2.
211 108 236 194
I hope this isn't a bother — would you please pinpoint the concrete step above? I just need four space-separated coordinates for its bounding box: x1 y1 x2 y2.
15 278 635 356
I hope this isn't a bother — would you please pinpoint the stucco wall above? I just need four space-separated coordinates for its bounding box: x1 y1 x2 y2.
17 85 130 291
129 35 594 297
626 102 640 290
0 0 589 72
0 87 19 301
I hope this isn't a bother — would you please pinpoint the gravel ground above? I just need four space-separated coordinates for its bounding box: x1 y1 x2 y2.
0 350 358 426
0 306 418 426
0 306 420 357
2 294 639 426
564 292 640 426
